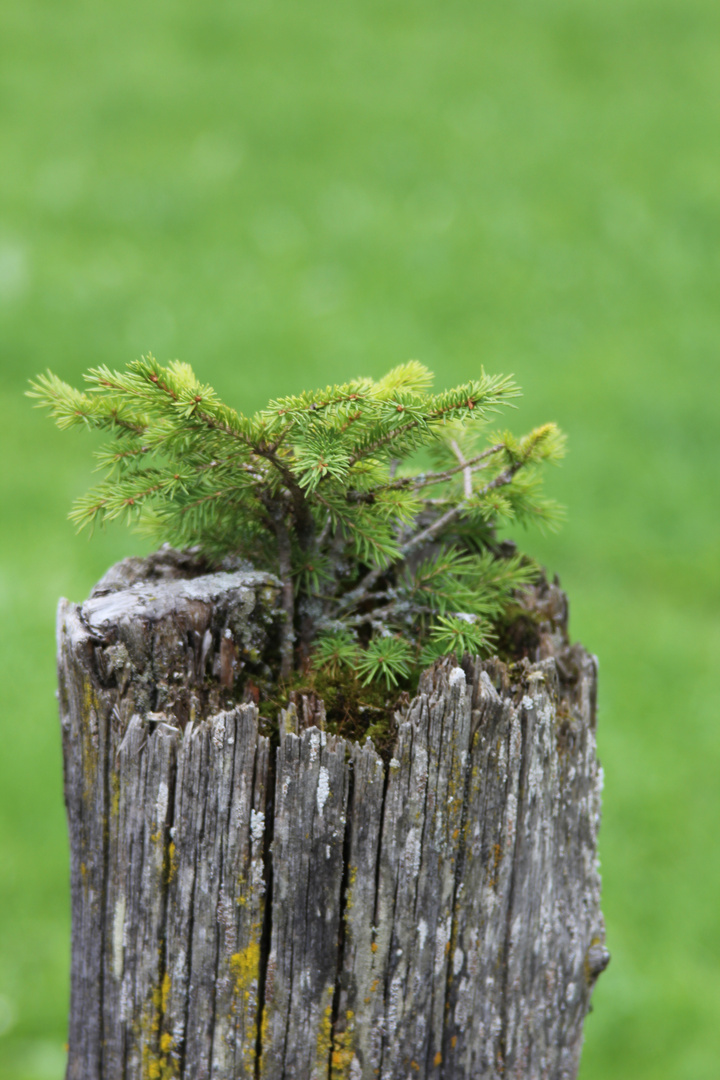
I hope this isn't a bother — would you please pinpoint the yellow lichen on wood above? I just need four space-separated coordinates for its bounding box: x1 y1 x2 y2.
230 935 261 999
330 1011 356 1080
257 1005 270 1074
230 926 263 1069
315 993 334 1075
315 994 357 1080
344 865 358 915
140 972 175 1080
166 841 177 885
81 676 99 724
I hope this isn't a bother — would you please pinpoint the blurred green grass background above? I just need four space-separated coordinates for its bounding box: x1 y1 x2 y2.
1 0 719 1076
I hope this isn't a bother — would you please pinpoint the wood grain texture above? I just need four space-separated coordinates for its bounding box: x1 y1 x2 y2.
58 550 608 1080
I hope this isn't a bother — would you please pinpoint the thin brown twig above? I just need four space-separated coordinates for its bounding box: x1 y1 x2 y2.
339 456 524 608
344 444 504 503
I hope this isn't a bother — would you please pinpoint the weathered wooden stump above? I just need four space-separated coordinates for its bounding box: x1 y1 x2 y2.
57 548 608 1080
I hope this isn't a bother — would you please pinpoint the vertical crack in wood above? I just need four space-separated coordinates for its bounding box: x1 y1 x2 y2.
371 761 391 934
498 694 529 1073
97 647 111 1080
437 706 474 1078
253 743 275 1080
179 734 202 1079
279 918 295 1074
376 720 411 1079
369 747 391 1076
207 716 239 1076
328 757 355 1079
418 692 447 1073
156 728 178 1077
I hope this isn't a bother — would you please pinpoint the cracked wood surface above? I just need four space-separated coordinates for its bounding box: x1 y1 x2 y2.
57 550 608 1080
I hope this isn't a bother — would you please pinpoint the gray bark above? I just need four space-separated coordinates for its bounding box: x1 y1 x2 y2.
57 549 608 1080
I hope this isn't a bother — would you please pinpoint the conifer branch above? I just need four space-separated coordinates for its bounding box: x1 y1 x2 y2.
30 358 564 687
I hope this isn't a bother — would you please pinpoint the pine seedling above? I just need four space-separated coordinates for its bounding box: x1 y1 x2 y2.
421 614 495 665
356 637 414 689
310 630 359 681
28 357 564 686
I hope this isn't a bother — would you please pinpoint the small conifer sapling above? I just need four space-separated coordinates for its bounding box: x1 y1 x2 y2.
29 359 564 688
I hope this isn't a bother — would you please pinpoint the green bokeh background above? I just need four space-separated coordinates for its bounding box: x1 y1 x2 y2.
1 1 719 1076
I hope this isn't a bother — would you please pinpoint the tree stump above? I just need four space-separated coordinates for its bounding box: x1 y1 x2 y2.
57 548 608 1080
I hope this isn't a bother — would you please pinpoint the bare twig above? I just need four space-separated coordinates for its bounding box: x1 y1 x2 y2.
344 445 503 504
316 513 333 548
449 439 473 499
339 453 523 608
273 511 296 680
398 460 524 558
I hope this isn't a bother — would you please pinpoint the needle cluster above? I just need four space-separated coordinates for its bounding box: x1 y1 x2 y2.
29 358 564 686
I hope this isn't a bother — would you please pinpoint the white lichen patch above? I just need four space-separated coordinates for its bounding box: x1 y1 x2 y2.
386 973 405 1040
505 792 518 844
250 809 265 844
309 729 321 762
509 711 522 762
434 916 451 976
528 757 544 798
449 666 466 688
497 735 508 783
413 746 429 794
316 766 330 814
403 827 421 878
454 977 470 1032
389 757 401 770
417 919 428 952
156 781 169 828
112 894 126 980
173 948 186 982
539 701 554 727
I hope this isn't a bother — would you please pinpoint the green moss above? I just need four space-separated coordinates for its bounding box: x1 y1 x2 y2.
493 603 544 664
257 664 409 761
